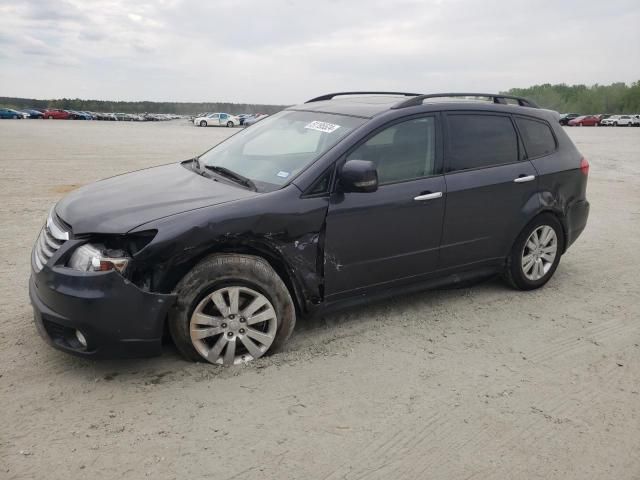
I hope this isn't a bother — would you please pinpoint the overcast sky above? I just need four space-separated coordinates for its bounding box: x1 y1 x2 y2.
1 0 639 104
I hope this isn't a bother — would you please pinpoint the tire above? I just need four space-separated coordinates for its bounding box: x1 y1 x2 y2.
199 120 207 127
48 115 53 119
227 121 234 127
614 122 618 126
504 214 564 291
168 253 296 365
12 115 18 119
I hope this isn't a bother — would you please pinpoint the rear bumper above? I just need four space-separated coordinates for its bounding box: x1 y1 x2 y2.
29 265 176 359
565 199 590 249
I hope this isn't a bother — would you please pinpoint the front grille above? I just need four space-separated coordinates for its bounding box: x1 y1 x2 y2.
33 210 69 272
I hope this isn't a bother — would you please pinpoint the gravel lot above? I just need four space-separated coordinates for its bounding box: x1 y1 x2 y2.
1 120 639 480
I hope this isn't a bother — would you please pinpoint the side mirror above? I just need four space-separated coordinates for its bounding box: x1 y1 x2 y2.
339 160 378 193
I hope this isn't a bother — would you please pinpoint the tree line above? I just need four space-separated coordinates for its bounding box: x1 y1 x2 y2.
0 97 287 115
504 81 640 114
3 82 640 115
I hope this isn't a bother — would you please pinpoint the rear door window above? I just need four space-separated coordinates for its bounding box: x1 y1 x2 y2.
446 114 519 172
515 117 557 158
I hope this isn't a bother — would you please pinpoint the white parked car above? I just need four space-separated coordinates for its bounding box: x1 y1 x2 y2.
193 112 239 127
601 115 634 126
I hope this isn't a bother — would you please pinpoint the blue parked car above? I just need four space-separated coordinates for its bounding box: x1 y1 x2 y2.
68 110 92 120
0 108 24 119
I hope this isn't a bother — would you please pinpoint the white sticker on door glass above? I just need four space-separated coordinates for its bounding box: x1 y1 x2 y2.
305 121 341 133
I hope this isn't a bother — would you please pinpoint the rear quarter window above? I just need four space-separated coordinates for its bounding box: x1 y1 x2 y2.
515 117 557 158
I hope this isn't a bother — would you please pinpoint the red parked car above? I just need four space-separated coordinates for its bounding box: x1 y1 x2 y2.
568 115 600 126
42 109 71 119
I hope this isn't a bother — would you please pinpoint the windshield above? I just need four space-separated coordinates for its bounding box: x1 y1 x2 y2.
199 110 366 190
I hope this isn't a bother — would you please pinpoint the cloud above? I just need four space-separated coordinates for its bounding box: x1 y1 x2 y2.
0 0 638 103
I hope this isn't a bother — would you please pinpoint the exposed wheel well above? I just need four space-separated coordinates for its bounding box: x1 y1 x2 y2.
161 244 307 318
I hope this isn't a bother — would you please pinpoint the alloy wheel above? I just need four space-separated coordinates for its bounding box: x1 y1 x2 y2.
189 286 277 365
521 225 558 281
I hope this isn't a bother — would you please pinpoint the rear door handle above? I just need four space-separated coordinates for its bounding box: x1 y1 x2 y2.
514 175 535 183
414 191 443 201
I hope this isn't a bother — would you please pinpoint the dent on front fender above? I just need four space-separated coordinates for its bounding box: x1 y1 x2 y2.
133 224 326 310
128 189 330 310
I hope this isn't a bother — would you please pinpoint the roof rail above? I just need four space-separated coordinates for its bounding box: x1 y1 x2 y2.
391 93 540 109
305 91 421 103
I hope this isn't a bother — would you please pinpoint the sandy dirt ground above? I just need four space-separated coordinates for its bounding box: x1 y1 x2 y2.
1 120 639 480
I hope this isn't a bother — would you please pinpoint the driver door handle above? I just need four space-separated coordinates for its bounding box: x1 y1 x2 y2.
514 175 535 183
414 191 443 201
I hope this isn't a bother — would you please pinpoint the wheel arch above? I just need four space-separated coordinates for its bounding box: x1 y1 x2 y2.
158 240 309 318
522 208 569 254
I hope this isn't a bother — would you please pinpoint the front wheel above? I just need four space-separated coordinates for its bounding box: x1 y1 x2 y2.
226 121 234 127
169 254 296 365
504 214 564 290
199 120 207 127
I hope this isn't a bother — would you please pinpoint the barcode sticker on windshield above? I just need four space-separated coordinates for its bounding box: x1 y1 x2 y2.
305 121 341 133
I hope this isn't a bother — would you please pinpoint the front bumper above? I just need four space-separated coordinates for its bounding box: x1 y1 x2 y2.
29 263 176 359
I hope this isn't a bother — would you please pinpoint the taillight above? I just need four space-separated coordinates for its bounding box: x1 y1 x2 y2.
580 157 589 176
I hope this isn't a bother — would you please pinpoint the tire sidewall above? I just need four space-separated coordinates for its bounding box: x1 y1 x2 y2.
507 214 565 290
168 254 296 363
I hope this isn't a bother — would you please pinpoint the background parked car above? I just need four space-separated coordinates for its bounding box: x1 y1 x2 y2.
0 108 24 119
243 113 268 126
601 115 634 126
43 109 71 119
631 114 640 126
568 115 600 126
237 114 253 125
67 110 92 120
193 112 240 127
559 113 580 125
600 115 617 126
19 109 44 119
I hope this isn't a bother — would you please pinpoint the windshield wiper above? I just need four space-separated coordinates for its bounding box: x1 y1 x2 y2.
204 165 257 191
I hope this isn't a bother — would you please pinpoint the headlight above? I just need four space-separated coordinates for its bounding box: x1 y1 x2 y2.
68 243 130 273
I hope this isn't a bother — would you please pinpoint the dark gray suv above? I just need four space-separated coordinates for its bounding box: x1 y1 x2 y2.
30 92 589 365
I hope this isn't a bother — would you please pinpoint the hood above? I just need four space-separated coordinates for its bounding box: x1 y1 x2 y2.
56 162 258 234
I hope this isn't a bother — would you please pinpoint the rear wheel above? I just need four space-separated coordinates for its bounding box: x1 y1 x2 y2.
169 254 296 365
504 214 564 290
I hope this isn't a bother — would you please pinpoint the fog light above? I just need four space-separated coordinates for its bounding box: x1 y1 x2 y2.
75 330 87 348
